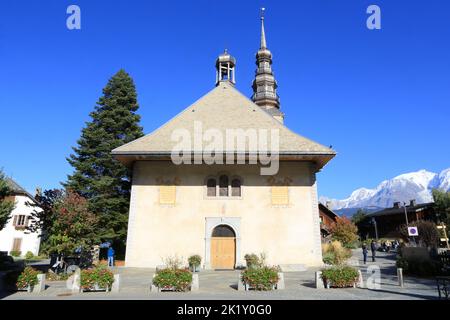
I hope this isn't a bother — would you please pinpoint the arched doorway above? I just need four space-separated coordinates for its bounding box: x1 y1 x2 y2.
210 225 236 270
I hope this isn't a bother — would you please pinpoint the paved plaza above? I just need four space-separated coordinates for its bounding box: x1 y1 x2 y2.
1 251 439 300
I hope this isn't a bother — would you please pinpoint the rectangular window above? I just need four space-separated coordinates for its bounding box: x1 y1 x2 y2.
159 186 176 205
271 186 289 205
13 215 27 227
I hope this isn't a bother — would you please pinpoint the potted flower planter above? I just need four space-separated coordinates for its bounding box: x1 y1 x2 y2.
26 285 33 293
16 267 39 293
81 284 110 292
244 283 276 291
189 264 200 273
188 255 202 273
80 265 114 293
152 268 193 292
320 265 359 289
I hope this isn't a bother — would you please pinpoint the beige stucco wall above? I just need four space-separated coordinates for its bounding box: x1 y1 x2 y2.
125 161 323 270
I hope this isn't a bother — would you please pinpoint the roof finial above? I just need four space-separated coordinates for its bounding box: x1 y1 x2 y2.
260 7 267 49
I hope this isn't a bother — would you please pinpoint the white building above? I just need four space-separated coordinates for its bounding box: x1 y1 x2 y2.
0 178 41 256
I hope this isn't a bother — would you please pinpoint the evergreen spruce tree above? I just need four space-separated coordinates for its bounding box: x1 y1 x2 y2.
65 70 143 256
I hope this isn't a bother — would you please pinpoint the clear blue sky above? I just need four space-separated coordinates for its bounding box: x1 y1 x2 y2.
1 0 449 199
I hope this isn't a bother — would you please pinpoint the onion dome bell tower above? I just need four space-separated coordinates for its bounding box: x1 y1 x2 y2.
216 49 236 86
252 8 284 123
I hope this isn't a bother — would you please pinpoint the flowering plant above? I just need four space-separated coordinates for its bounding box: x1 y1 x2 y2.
188 255 201 267
241 266 279 290
16 267 39 289
153 268 193 292
80 265 114 290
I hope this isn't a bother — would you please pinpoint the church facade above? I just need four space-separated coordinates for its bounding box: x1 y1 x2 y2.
112 14 335 270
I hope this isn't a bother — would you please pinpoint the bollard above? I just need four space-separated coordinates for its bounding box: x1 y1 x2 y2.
357 270 364 288
315 271 325 289
237 274 245 291
276 272 285 290
397 268 404 287
32 274 46 293
72 272 81 293
191 273 199 291
112 274 120 293
150 274 158 292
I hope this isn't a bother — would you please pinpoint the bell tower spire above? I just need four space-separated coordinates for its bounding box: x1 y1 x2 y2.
216 49 236 86
252 8 283 123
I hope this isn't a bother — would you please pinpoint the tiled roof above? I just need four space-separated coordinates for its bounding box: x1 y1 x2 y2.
6 177 35 200
112 82 336 169
366 203 434 218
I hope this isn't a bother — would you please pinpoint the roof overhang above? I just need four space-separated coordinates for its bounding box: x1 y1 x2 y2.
112 151 335 172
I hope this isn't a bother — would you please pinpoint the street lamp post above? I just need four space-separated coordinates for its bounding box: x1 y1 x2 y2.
403 202 409 225
371 217 378 240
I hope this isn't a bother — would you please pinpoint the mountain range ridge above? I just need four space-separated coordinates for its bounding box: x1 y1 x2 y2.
320 168 450 214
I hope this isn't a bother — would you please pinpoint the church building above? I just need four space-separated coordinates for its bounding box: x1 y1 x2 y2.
112 13 335 270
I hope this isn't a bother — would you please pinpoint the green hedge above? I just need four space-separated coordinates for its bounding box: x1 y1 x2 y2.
396 257 442 277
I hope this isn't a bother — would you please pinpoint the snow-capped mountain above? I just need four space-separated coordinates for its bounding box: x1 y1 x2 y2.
320 168 450 211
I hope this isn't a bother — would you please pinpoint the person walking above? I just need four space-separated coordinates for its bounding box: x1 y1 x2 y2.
362 244 368 264
107 246 115 267
370 240 377 262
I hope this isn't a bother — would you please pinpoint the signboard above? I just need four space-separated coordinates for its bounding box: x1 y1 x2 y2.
408 226 419 237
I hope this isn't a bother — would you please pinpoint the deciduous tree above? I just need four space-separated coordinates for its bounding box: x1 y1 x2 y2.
330 217 359 246
28 189 98 254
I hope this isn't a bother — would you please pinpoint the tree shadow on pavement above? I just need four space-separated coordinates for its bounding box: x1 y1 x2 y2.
365 288 438 300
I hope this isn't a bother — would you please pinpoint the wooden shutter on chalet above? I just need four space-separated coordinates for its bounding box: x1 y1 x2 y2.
271 186 289 205
12 238 22 252
12 215 18 226
159 186 176 205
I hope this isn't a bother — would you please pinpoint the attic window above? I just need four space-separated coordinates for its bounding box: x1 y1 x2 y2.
207 175 242 198
231 179 241 197
207 178 216 197
219 175 229 197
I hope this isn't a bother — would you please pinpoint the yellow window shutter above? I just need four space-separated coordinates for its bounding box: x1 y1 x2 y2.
271 186 289 205
159 185 176 205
